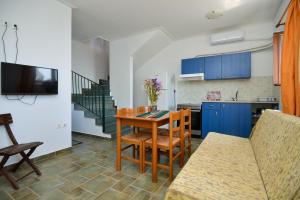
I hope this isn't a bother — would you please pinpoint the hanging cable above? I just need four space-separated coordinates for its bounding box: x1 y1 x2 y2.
5 95 24 101
2 22 8 62
19 95 38 105
14 24 19 64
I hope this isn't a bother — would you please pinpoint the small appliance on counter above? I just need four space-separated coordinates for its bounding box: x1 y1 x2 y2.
257 97 277 102
177 103 202 138
206 91 221 101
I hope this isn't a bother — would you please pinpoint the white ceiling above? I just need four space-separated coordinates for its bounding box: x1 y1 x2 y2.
60 0 282 41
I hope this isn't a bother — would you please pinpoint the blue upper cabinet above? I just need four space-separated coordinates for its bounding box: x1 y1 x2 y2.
204 55 222 80
199 52 251 80
239 52 251 78
181 57 204 74
221 52 251 79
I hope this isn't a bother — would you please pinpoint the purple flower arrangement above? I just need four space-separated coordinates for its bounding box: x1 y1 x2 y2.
144 78 161 106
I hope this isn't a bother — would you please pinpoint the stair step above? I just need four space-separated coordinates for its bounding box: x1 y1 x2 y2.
74 104 116 118
72 95 113 100
82 89 110 96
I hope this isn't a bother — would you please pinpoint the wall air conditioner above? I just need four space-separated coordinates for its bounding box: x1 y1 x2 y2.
210 30 244 45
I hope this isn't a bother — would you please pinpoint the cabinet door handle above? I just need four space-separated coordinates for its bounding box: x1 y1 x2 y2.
216 112 218 116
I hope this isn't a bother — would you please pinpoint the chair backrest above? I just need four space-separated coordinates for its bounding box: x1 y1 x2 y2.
169 111 183 139
250 110 300 200
180 109 191 130
0 113 18 145
136 106 152 113
117 108 136 115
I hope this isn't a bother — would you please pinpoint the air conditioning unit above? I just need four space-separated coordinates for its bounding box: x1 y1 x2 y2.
210 30 244 45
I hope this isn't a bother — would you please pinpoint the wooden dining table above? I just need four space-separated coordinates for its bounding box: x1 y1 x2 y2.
115 111 169 182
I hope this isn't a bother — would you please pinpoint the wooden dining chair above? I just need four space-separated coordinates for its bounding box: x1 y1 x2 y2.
136 106 152 113
117 108 151 173
180 108 192 160
0 113 43 190
143 111 184 181
135 106 152 134
154 109 192 166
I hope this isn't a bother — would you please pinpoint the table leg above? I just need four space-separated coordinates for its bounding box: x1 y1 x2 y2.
116 118 121 171
152 122 158 183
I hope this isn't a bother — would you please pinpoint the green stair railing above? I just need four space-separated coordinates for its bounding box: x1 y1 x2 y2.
72 71 112 132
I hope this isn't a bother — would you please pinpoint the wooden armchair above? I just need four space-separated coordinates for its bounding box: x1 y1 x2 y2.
0 113 43 190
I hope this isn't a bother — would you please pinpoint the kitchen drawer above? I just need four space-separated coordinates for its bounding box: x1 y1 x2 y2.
202 102 221 110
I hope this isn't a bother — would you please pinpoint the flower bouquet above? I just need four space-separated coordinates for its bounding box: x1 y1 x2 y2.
144 78 161 110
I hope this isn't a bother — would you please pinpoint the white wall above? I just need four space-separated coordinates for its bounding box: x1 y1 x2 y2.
71 104 110 138
110 31 157 107
273 0 291 32
0 0 72 165
134 22 278 108
72 38 109 82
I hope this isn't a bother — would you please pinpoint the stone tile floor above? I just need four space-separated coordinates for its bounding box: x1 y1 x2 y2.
0 133 201 200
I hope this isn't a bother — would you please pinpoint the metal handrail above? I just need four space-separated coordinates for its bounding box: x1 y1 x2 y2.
72 71 108 132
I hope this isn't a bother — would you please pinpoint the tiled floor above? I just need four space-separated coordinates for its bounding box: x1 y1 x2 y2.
0 133 201 200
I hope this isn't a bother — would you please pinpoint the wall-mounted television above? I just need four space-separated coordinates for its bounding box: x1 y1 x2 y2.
1 62 58 95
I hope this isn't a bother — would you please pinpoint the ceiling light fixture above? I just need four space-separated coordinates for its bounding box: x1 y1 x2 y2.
206 10 223 20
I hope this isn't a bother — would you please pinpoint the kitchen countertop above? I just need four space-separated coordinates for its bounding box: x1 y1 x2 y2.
202 100 279 104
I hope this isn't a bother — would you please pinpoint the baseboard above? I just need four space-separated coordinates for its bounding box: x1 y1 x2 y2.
4 147 73 171
72 131 112 140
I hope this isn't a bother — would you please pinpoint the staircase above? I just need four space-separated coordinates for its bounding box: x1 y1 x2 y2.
72 71 129 138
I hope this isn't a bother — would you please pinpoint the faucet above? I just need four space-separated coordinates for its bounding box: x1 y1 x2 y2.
232 90 239 101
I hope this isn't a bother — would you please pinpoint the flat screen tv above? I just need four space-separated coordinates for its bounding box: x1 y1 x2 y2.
1 62 58 95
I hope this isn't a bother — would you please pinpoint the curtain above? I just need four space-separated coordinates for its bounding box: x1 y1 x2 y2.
273 32 283 85
281 0 300 116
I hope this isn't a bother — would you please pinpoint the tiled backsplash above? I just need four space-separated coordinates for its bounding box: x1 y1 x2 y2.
177 76 280 103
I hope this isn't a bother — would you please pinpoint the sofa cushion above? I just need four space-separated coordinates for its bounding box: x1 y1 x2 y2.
250 110 300 200
165 133 267 200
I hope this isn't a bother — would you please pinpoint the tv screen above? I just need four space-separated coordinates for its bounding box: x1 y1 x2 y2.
1 62 58 95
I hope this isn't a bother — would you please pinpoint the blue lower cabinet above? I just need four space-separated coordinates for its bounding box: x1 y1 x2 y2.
238 103 252 137
202 102 252 139
202 103 221 138
202 110 221 139
221 103 240 135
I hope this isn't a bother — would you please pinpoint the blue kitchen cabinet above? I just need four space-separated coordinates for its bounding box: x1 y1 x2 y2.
204 56 222 80
221 103 240 135
238 103 252 138
202 102 252 139
202 103 221 139
239 52 251 78
221 52 251 79
181 57 205 74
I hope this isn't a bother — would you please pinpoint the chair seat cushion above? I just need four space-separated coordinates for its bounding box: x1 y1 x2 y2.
165 133 268 200
121 132 151 144
145 135 181 149
0 142 43 156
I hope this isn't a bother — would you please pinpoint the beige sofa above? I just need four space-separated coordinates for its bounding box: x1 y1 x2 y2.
165 110 300 200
